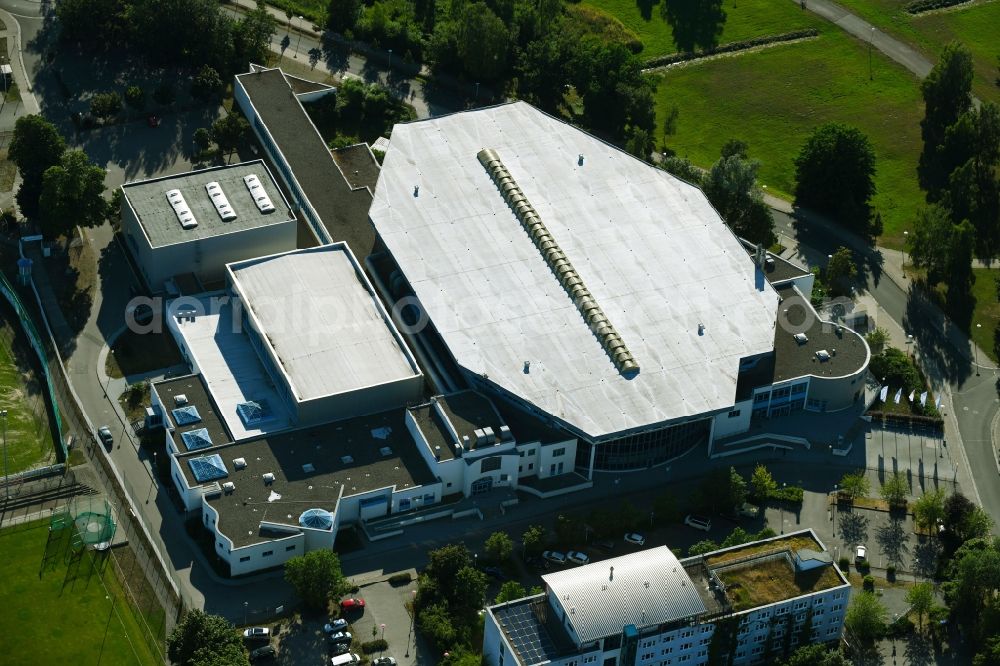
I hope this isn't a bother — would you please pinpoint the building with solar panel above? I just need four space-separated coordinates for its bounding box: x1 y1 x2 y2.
483 530 850 666
367 102 871 475
120 160 297 293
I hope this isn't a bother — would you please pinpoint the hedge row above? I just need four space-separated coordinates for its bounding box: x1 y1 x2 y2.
867 411 944 431
361 639 389 654
905 0 970 14
767 485 805 505
643 29 819 69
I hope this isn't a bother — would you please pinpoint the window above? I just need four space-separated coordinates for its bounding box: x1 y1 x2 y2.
481 456 501 473
519 450 525 457
791 383 807 395
699 638 710 645
754 635 765 643
832 604 842 611
754 391 770 403
680 642 693 650
728 409 741 418
240 556 250 562
660 648 673 656
447 482 453 488
528 463 534 470
424 493 436 503
500 474 509 482
751 647 763 655
553 447 566 457
285 545 296 552
640 653 654 661
776 607 788 615
772 387 791 399
815 609 825 616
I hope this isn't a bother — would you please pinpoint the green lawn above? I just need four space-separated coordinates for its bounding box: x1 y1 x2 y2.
0 327 56 474
969 266 1000 362
0 521 161 666
580 0 825 58
655 27 924 246
832 0 1000 102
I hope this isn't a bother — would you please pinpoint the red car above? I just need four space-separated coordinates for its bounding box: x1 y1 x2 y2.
340 597 365 611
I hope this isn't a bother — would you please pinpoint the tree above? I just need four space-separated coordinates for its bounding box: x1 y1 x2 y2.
906 582 935 630
865 327 890 354
494 580 527 604
417 602 457 650
193 127 212 152
688 539 719 556
231 5 276 73
728 466 748 510
696 466 746 513
943 536 1000 627
782 644 851 666
794 123 877 236
168 610 247 666
38 150 107 239
211 113 249 161
652 492 680 525
839 471 870 502
845 591 887 645
521 524 546 555
328 0 362 33
484 531 513 563
879 471 909 508
309 47 322 69
105 187 124 228
824 246 857 296
284 549 349 612
9 114 66 220
974 636 1000 666
90 92 123 121
908 204 958 284
125 85 145 110
721 527 752 548
945 218 976 304
958 506 994 543
913 488 946 534
750 464 777 503
452 565 488 617
191 65 224 101
919 42 974 198
190 642 248 666
660 155 703 185
153 81 177 106
702 154 775 245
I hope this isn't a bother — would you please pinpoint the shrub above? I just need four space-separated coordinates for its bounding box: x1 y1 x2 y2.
905 0 968 13
361 639 389 654
838 556 850 572
863 575 875 592
388 572 412 586
886 564 896 580
767 485 804 504
886 615 914 638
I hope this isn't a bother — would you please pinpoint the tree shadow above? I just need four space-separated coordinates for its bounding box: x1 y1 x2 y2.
876 515 909 568
839 511 869 547
320 34 352 74
660 0 726 53
903 285 972 385
903 632 935 666
911 536 942 579
636 0 659 21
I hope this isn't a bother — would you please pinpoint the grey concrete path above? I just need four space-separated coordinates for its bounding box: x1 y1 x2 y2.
793 0 934 78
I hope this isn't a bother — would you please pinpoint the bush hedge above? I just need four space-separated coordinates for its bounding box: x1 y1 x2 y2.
388 572 412 586
905 0 970 14
644 29 818 69
361 639 389 654
767 485 805 505
863 575 875 591
838 556 850 572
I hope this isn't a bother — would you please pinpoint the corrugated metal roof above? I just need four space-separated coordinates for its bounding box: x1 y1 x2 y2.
542 546 706 643
369 102 779 440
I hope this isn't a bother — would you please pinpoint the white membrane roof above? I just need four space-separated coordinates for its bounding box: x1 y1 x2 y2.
369 102 779 439
228 245 420 402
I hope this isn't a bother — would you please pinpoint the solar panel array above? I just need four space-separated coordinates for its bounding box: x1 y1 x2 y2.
181 427 214 451
493 601 562 665
171 405 202 426
188 453 228 483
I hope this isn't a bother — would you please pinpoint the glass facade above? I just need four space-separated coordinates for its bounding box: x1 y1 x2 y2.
582 418 712 471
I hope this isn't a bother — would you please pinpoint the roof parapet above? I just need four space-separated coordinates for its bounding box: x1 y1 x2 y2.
477 148 639 375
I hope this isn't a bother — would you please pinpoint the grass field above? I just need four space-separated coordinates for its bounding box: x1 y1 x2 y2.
580 0 825 58
968 266 1000 361
0 520 161 666
0 321 56 474
832 0 1000 102
654 27 924 246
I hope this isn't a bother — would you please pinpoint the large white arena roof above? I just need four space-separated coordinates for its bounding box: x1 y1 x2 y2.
369 102 779 439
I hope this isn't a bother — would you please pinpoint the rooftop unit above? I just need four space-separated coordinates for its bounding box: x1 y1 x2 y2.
243 174 276 213
166 189 197 229
205 182 237 221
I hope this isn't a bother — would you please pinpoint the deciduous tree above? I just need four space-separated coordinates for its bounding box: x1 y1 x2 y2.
919 42 974 198
750 464 777 503
494 580 527 604
521 524 546 555
328 0 363 33
190 65 224 101
845 591 887 645
168 610 247 666
879 471 909 508
906 582 935 630
211 113 250 162
284 549 349 612
702 154 775 246
839 471 870 502
38 150 107 239
125 85 145 110
824 246 857 296
484 531 513 563
9 114 66 220
913 488 946 534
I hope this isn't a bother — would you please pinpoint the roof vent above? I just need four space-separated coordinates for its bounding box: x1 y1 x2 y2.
233 457 247 470
578 154 584 166
262 472 275 484
434 445 441 461
794 332 809 344
483 427 496 444
698 323 705 336
499 425 513 441
609 565 614 581
222 481 235 494
523 360 530 373
413 185 419 197
302 463 315 473
815 349 831 362
571 606 575 614
173 394 188 406
379 446 393 456
341 455 354 464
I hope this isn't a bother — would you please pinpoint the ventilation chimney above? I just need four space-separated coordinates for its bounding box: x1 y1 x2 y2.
578 154 584 166
609 565 614 581
698 323 705 336
523 360 531 373
413 185 419 197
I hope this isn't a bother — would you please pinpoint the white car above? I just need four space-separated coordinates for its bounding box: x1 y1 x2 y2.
566 551 589 565
624 532 645 546
542 550 566 564
855 545 867 562
373 658 397 666
685 515 712 532
242 627 270 640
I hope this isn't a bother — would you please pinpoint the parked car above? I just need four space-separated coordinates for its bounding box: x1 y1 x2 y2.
855 545 867 563
593 539 615 551
483 566 508 581
98 425 114 449
340 597 365 611
324 619 349 634
684 515 712 532
525 555 548 570
330 642 351 656
331 653 361 665
327 631 353 645
242 627 270 641
737 503 760 518
249 645 276 662
373 658 398 666
567 551 590 565
542 550 566 564
624 532 645 546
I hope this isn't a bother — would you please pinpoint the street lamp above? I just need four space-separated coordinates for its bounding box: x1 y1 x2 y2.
1 410 7 501
902 230 908 276
388 49 393 70
405 590 417 657
146 452 158 503
975 323 982 376
907 334 915 358
832 483 838 537
868 26 875 80
294 17 304 57
474 81 480 103
380 623 386 656
243 601 248 627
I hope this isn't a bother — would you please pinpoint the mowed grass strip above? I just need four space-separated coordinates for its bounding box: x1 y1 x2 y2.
828 0 1000 102
654 28 924 245
968 266 1000 362
0 521 161 666
0 324 56 474
579 0 826 58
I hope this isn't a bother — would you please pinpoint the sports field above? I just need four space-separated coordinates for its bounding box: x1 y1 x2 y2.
832 0 1000 102
0 320 56 474
655 27 924 246
0 520 161 666
580 0 825 58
